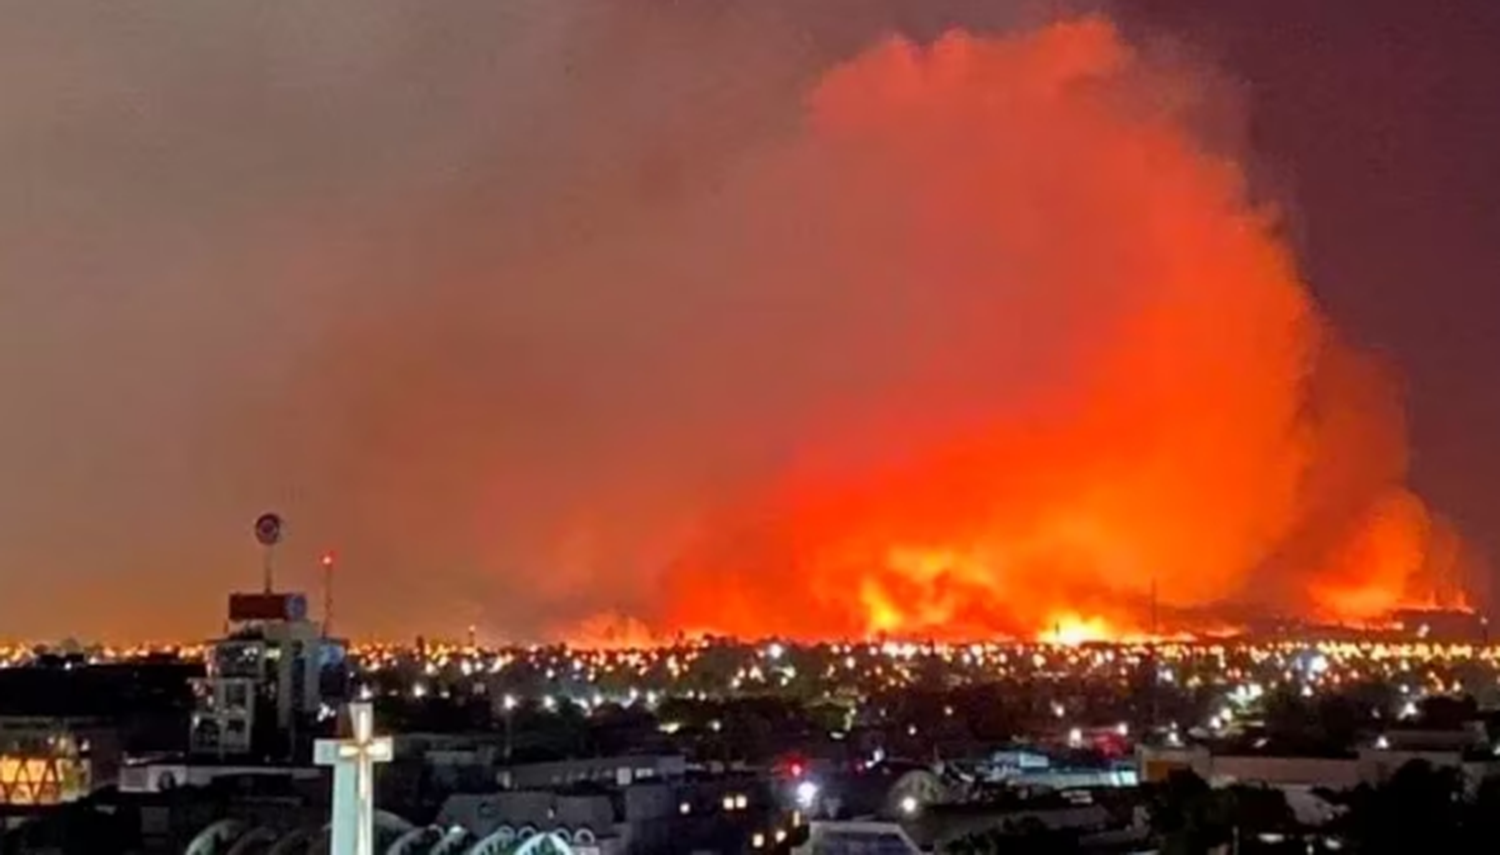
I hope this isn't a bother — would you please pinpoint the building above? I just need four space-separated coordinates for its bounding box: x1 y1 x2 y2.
118 762 325 795
497 755 689 790
1139 739 1500 795
391 732 504 793
906 800 1114 851
792 820 921 855
189 591 348 762
0 661 196 809
437 768 788 854
0 717 109 807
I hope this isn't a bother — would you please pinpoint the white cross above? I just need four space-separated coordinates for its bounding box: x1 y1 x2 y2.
315 702 393 855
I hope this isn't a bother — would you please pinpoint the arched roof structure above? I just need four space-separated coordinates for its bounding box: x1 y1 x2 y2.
184 819 246 855
184 815 583 855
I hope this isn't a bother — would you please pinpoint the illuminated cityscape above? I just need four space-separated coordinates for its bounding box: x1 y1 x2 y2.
3 612 1500 852
6 630 1500 714
4 1 1500 854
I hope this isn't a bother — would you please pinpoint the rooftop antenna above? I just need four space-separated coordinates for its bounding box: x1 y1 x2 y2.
321 551 337 637
1149 575 1160 738
253 512 284 593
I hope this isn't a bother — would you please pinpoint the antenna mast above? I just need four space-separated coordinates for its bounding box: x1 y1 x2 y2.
253 513 284 592
322 552 336 636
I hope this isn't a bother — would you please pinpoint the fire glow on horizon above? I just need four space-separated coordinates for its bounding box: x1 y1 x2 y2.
627 18 1474 645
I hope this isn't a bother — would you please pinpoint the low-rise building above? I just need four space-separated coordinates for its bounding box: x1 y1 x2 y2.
497 754 689 789
1139 741 1500 793
793 820 921 855
438 772 787 854
0 716 118 807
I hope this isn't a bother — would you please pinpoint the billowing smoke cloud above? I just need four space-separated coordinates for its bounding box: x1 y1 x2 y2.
298 10 1468 642
0 1 1472 641
648 19 1474 641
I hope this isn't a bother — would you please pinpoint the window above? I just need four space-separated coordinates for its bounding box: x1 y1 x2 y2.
223 682 250 711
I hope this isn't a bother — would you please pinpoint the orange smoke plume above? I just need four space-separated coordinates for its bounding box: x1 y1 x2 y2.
652 18 1467 642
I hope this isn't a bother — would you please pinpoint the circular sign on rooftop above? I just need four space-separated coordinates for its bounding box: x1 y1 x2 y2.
254 512 284 546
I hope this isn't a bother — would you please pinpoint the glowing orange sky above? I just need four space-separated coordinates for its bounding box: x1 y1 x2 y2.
4 4 1499 645
652 18 1467 642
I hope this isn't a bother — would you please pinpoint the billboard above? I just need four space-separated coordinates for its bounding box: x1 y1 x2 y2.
228 592 308 622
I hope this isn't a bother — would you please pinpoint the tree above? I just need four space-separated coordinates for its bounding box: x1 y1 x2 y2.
1333 760 1465 853
1417 695 1478 731
1148 770 1232 855
1464 774 1500 841
1311 694 1363 750
1263 689 1314 742
1223 785 1298 853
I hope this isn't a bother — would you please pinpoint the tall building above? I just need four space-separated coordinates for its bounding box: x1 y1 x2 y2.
189 591 348 762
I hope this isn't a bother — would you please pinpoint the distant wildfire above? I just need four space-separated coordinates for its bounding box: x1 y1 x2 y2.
283 10 1474 647
630 18 1473 644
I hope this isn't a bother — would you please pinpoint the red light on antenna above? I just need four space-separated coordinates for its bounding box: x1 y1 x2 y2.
321 552 336 568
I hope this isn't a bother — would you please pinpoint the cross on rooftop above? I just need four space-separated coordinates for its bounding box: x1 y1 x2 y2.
314 702 393 855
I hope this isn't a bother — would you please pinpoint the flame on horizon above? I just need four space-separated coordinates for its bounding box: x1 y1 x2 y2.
280 10 1480 646
634 18 1474 644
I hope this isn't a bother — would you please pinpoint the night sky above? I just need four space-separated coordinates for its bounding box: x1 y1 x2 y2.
1130 1 1500 559
1 1 1496 641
